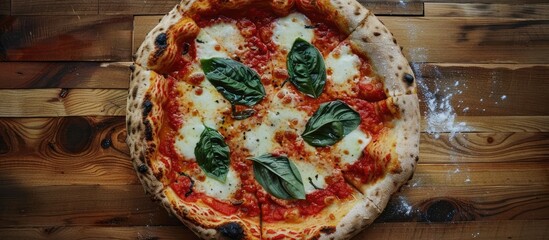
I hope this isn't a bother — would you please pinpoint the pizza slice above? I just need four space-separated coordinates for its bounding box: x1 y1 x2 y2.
342 94 420 210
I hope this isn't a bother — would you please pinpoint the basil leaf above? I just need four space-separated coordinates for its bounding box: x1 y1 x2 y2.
201 58 266 106
287 38 326 98
250 154 306 200
302 100 361 147
194 126 230 182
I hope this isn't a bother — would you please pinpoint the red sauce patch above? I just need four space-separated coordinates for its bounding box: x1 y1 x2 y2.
344 151 391 184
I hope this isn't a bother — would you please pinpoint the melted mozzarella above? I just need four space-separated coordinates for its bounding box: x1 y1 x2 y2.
292 159 328 194
325 43 361 98
326 43 361 84
193 167 240 200
335 128 371 165
272 12 314 51
195 29 228 59
244 123 277 156
202 22 244 55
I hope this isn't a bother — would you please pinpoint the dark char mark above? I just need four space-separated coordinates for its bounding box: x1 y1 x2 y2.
218 222 244 240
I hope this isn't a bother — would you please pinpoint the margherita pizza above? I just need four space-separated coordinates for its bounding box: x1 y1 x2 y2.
126 0 420 239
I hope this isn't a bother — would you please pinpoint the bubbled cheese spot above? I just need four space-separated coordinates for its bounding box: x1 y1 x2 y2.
194 167 240 200
335 128 371 165
202 22 245 55
272 12 314 51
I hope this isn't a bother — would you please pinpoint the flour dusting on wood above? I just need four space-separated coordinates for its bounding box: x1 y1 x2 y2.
411 61 469 139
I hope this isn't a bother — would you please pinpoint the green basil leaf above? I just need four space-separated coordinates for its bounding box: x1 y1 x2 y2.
287 38 326 98
201 58 266 106
194 126 230 182
250 154 306 200
302 100 361 147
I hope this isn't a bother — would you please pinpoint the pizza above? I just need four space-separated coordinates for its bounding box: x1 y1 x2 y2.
126 0 420 239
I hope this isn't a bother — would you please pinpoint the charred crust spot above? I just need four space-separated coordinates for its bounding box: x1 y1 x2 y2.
126 117 132 131
131 87 138 99
393 38 398 44
361 37 369 43
398 65 403 70
182 42 191 55
144 120 153 141
154 33 168 57
218 222 245 240
320 226 336 234
404 73 415 84
142 99 153 118
138 164 148 173
129 64 136 71
415 156 419 162
373 32 381 36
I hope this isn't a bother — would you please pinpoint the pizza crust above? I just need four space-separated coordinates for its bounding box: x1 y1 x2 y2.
134 5 200 73
157 186 261 240
348 12 417 97
361 94 421 211
296 0 369 34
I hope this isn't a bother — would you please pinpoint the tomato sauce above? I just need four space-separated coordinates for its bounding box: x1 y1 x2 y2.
344 150 391 184
312 22 346 56
260 176 353 222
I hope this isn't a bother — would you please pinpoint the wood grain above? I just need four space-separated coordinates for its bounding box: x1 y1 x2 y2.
0 89 126 117
0 15 132 61
420 132 549 163
425 3 549 19
414 63 549 116
380 17 549 64
424 116 549 133
11 0 98 15
99 0 178 15
358 0 423 16
0 185 179 227
379 185 549 223
359 220 549 240
0 62 131 89
0 184 545 227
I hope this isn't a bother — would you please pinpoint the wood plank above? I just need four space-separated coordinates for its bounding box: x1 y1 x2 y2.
358 0 423 16
99 0 177 15
414 63 549 116
0 89 126 117
410 162 549 187
423 116 549 133
359 220 549 240
0 15 132 61
420 132 549 164
1 221 547 240
425 3 549 19
0 62 131 89
380 17 549 64
0 0 9 15
11 0 98 15
0 184 545 227
379 185 549 223
0 185 178 227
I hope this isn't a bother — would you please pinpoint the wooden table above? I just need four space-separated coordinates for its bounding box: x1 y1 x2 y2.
1 1 548 239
